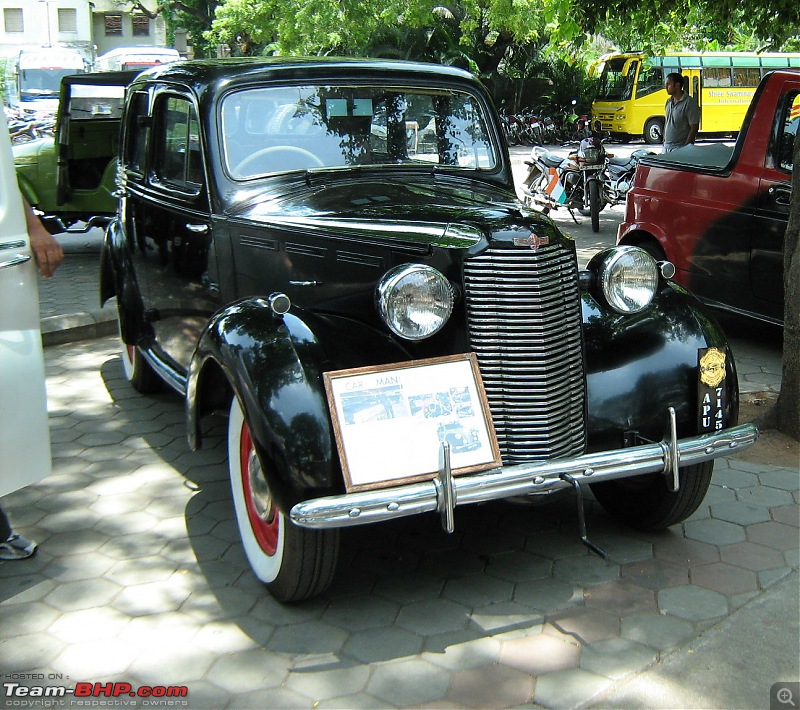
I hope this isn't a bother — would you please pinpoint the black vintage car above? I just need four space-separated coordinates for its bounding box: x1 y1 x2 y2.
101 58 757 602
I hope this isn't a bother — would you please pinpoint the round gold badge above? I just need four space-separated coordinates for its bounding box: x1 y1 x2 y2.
700 348 727 388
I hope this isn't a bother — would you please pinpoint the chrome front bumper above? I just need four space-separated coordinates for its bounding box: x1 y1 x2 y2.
290 420 758 530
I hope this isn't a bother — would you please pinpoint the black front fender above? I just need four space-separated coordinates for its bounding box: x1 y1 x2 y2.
582 282 739 451
187 298 411 512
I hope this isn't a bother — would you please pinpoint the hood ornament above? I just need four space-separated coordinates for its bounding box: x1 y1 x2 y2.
513 232 550 251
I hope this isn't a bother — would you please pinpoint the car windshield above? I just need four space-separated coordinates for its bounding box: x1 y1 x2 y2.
221 84 498 179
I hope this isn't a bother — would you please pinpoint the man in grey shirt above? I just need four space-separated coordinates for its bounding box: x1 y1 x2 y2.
663 73 700 152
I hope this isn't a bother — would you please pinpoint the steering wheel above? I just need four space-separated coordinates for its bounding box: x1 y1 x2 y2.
234 145 324 176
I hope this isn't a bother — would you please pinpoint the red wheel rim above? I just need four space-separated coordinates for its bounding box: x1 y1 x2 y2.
239 420 279 555
126 344 135 363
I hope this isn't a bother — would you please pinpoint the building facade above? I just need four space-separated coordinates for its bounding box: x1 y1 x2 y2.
0 0 171 63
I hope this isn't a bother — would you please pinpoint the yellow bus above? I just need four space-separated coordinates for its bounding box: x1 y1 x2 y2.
592 51 800 144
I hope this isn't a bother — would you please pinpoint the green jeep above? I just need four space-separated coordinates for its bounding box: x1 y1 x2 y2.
13 70 137 234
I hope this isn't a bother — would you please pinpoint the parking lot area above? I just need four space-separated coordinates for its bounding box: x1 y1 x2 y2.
0 139 797 709
0 331 796 708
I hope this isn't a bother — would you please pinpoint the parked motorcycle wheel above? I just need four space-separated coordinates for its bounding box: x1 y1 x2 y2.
588 180 601 232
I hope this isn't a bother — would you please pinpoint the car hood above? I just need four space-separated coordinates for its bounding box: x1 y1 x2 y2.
226 175 549 248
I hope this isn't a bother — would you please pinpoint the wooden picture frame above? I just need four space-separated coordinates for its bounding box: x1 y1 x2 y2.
323 353 501 492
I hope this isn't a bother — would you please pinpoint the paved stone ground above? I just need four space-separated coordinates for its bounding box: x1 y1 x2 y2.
0 337 797 708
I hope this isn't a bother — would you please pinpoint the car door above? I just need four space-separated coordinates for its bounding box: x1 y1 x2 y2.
750 87 800 318
132 91 219 374
0 116 51 497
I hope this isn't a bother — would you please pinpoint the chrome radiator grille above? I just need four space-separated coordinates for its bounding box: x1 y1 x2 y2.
463 243 586 463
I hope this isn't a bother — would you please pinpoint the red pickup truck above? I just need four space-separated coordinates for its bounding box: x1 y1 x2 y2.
618 69 799 326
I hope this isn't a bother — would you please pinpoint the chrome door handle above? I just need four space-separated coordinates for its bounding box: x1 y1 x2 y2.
0 254 31 270
185 224 209 234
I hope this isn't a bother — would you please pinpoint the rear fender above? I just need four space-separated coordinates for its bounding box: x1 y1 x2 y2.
187 299 411 512
100 217 147 345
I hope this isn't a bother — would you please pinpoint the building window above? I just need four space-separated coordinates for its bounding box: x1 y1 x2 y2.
58 8 77 33
3 8 24 33
132 14 150 36
104 14 122 36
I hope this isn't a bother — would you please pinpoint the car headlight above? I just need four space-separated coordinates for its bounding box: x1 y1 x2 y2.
376 264 454 340
598 246 659 314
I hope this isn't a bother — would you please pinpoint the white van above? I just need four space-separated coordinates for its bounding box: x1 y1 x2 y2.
94 47 180 72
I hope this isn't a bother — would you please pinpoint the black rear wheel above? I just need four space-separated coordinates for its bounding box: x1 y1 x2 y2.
118 308 161 393
590 461 714 531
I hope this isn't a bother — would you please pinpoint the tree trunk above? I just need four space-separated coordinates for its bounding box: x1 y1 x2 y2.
759 133 800 440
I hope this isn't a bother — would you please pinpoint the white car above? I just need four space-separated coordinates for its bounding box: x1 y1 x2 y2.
0 115 51 498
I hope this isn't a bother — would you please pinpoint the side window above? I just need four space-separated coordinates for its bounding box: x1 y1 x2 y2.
732 67 761 88
778 92 799 172
636 67 663 98
123 91 149 174
704 67 732 88
153 95 204 192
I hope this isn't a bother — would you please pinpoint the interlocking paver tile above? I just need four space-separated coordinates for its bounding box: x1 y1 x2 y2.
42 578 122 612
423 631 502 670
620 558 689 589
547 608 620 643
442 572 515 608
580 636 658 680
368 658 452 706
206 649 290 693
485 550 553 582
533 667 611 709
771 504 800 527
512 577 582 614
651 534 720 565
448 662 534 708
342 626 423 663
268 620 349 655
584 579 657 616
499 630 580 674
719 541 787 571
759 469 800 491
47 606 130 644
322 594 400 631
746 521 800 551
316 693 390 709
712 468 759 489
396 597 470 636
52 637 138 677
469 600 544 634
710 501 772 525
683 518 747 546
0 632 65 672
620 612 694 650
691 561 759 595
553 554 620 586
284 663 372 701
657 584 728 621
738 485 796 508
0 601 60 636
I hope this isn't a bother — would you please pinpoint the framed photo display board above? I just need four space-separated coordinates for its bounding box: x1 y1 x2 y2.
323 353 501 492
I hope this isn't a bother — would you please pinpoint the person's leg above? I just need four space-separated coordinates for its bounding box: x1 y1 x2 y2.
0 506 37 560
0 506 11 541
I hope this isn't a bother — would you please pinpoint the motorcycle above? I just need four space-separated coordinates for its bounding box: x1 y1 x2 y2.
601 148 654 205
522 135 608 233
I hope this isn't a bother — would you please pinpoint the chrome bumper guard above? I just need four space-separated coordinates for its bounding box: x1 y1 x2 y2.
290 419 758 530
